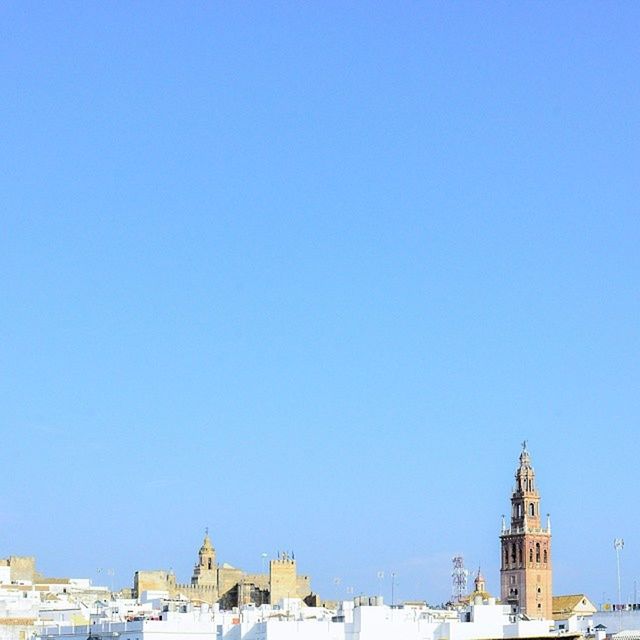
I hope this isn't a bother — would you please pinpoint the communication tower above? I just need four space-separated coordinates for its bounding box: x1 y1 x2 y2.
452 555 469 602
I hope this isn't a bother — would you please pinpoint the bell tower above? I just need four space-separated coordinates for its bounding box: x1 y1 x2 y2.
500 443 552 619
191 529 217 586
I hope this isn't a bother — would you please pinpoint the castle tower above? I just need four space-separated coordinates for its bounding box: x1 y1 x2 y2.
191 530 217 586
500 443 552 619
269 552 297 605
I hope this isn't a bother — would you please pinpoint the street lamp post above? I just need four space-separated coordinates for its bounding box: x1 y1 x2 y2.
614 538 624 631
391 572 396 607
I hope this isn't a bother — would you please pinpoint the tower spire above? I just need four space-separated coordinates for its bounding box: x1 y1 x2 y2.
500 444 552 620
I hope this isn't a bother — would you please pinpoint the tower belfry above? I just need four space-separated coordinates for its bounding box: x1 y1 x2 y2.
500 443 552 619
191 529 217 587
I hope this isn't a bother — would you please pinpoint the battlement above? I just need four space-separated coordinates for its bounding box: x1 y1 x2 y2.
176 583 217 591
270 551 296 566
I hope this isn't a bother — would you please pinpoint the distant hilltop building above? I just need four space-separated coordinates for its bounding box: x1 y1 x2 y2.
500 442 553 619
133 533 314 608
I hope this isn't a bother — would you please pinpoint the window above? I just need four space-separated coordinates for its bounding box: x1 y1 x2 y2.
511 543 516 563
536 543 541 563
529 503 535 516
529 548 533 563
543 549 548 564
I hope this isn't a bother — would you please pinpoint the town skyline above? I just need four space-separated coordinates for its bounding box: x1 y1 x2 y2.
1 442 634 606
2 2 638 608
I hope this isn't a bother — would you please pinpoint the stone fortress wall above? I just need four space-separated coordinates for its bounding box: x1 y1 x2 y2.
133 534 314 609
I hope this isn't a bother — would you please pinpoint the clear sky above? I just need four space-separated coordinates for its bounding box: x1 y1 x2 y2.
1 1 638 606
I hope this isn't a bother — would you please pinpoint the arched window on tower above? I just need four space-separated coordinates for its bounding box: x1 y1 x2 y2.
529 548 533 563
511 543 516 563
504 547 509 566
535 542 541 563
529 503 535 516
518 544 523 565
543 549 548 564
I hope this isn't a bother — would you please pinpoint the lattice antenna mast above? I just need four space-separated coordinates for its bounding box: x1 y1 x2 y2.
452 555 469 602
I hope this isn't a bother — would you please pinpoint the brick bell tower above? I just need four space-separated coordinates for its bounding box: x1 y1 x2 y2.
500 442 552 619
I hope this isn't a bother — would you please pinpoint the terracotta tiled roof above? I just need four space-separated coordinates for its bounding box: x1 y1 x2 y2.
552 594 596 619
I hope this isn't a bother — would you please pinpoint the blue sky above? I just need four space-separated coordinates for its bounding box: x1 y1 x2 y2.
1 2 638 605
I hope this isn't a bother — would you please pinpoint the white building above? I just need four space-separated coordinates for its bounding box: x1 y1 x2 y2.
36 596 570 640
